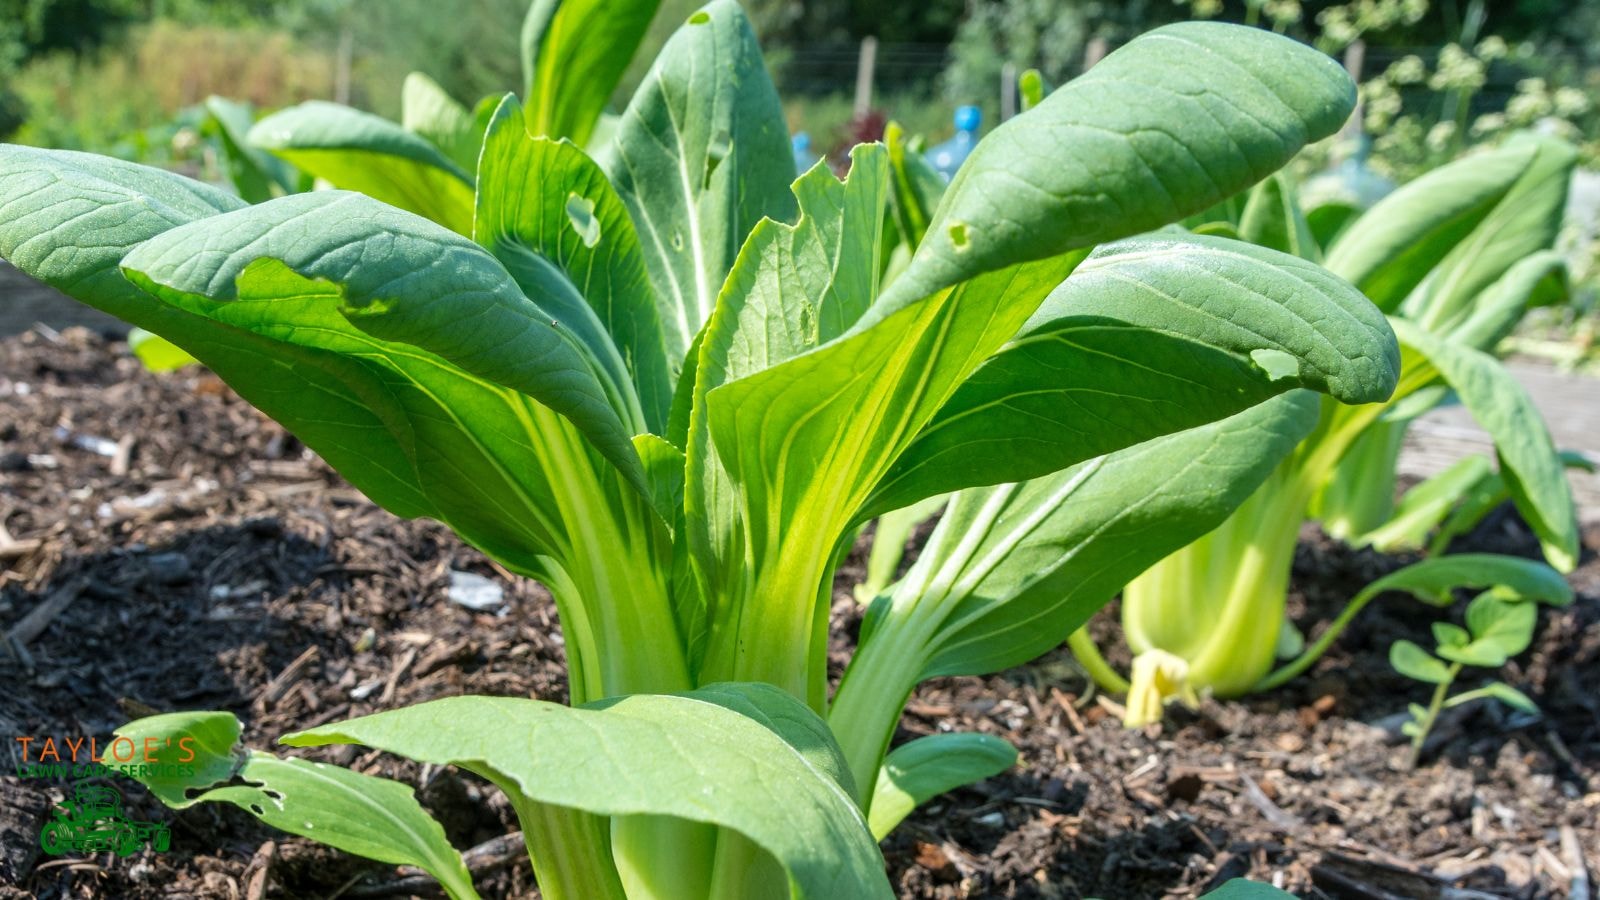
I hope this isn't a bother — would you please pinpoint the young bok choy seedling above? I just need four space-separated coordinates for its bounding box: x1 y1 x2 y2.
1067 136 1583 723
1 2 1396 895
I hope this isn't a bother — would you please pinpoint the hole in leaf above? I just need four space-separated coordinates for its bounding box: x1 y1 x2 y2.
688 10 710 23
262 789 284 801
181 770 260 802
248 803 264 816
798 300 817 343
1249 348 1300 382
670 230 685 251
564 193 601 248
948 222 970 250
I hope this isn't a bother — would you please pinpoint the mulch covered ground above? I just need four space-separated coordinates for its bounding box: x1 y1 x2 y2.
2 327 1596 899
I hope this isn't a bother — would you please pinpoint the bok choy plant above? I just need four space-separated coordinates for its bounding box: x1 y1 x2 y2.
1 3 1396 895
1068 135 1583 724
1310 135 1580 548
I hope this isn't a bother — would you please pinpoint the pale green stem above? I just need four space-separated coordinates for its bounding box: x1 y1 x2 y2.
1254 578 1389 691
1316 418 1406 542
1066 628 1131 694
706 829 788 900
699 524 839 709
512 796 627 900
537 565 604 707
1407 662 1461 769
1426 523 1454 558
539 423 689 703
830 484 1023 803
1121 391 1397 698
610 816 715 900
1120 465 1308 695
828 610 928 804
1179 480 1310 695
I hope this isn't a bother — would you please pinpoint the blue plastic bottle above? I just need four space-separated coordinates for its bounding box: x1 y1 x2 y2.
792 132 819 173
928 105 981 181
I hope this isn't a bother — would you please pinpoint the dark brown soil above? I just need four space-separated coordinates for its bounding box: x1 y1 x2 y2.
2 328 1596 899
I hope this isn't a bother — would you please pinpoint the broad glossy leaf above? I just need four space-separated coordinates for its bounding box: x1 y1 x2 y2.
0 148 436 518
910 393 1318 679
1451 251 1568 351
116 712 478 900
1390 640 1450 683
1401 136 1576 331
401 71 483 173
521 0 661 147
869 235 1398 511
687 147 890 621
1325 136 1574 317
476 95 675 432
831 392 1313 769
1362 553 1573 608
124 190 645 489
700 250 1082 688
132 254 570 561
1238 173 1318 259
604 0 797 360
204 96 300 202
284 687 894 900
1393 320 1579 571
687 682 857 797
888 21 1355 305
699 24 1356 674
1323 141 1531 311
868 733 1016 839
114 191 654 568
250 101 476 233
700 148 888 382
0 147 246 293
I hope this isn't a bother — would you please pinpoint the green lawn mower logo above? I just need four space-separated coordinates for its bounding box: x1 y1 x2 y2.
40 782 170 857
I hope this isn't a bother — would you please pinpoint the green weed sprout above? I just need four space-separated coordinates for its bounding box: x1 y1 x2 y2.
1391 587 1554 768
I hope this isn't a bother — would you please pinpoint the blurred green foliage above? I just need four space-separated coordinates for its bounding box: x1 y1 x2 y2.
7 0 1600 191
9 20 332 155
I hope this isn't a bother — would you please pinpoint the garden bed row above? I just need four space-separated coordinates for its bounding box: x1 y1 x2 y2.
2 328 1594 899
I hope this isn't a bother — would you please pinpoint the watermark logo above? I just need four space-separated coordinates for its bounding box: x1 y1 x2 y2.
40 780 171 857
14 734 198 779
14 735 190 857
